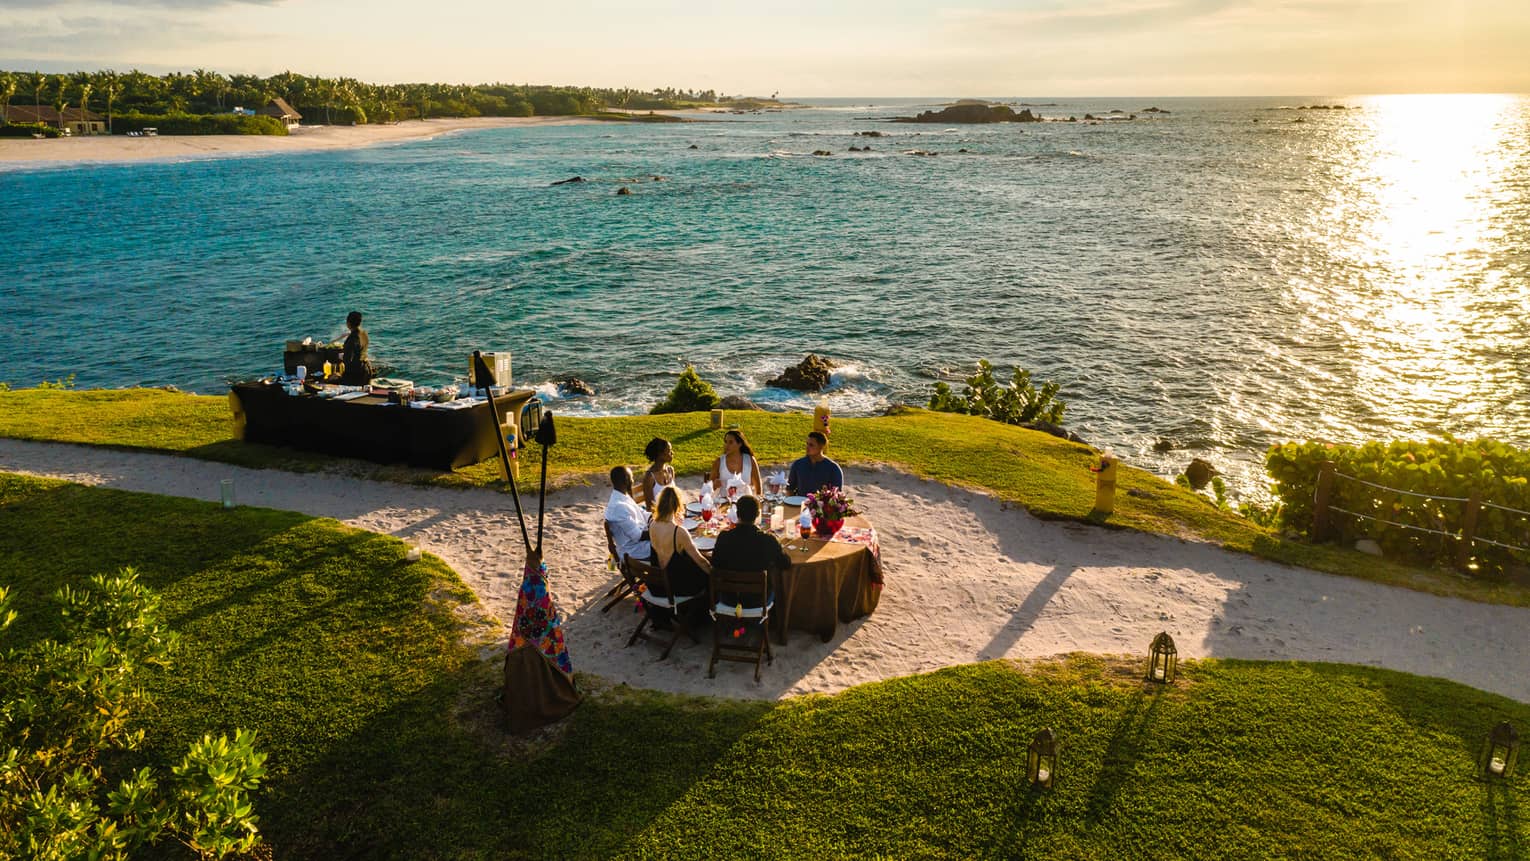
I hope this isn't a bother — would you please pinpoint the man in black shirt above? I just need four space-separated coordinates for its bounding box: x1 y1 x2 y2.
711 495 791 577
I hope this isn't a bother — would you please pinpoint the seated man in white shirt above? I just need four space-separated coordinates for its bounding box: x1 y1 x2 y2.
604 465 652 566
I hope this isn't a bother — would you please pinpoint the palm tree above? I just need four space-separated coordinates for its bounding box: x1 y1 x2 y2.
101 71 121 134
0 73 15 124
29 72 46 118
77 82 93 133
51 75 68 132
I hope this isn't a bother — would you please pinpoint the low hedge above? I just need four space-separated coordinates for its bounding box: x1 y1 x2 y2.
1267 436 1530 572
112 112 288 136
0 122 60 138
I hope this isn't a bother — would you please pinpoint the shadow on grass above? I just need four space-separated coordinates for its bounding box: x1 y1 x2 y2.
265 664 774 860
1484 780 1523 861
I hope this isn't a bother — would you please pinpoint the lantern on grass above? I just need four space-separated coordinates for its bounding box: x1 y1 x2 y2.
1027 727 1058 789
1482 721 1520 780
1147 632 1177 684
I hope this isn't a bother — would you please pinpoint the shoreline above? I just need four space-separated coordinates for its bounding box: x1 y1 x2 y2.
0 116 606 166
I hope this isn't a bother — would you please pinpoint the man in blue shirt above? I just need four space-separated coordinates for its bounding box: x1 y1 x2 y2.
787 431 844 496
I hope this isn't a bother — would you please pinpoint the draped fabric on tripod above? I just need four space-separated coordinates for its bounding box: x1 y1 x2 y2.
503 560 579 733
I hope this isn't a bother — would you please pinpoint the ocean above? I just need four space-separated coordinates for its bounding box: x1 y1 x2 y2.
3 95 1528 497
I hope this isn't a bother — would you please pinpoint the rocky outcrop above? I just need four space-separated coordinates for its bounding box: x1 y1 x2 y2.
1023 421 1088 446
892 104 1041 124
559 377 595 397
688 143 699 149
1184 458 1218 490
616 186 632 195
719 395 763 411
767 354 835 391
853 130 884 137
550 176 586 186
812 149 832 156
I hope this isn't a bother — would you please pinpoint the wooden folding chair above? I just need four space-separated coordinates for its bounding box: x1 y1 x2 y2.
707 567 775 682
627 558 703 660
600 520 637 613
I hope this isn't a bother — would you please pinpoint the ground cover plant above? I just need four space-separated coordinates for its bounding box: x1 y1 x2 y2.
2 388 1523 607
1 472 1528 857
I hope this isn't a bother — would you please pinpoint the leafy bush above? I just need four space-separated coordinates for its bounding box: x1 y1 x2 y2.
35 374 74 390
0 571 267 860
0 122 61 138
113 112 288 136
1266 436 1530 572
651 366 721 414
928 360 1066 426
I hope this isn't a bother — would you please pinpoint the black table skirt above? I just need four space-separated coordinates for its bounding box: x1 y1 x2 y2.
231 383 535 471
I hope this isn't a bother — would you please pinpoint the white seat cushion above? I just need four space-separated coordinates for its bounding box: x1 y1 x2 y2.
710 600 774 619
641 591 700 610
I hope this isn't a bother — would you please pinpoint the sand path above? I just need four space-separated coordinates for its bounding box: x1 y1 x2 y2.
2 438 1525 703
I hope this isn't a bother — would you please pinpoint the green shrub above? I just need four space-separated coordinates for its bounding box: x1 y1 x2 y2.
1266 436 1530 572
0 572 267 860
928 359 1066 426
0 122 60 138
113 112 288 136
651 366 721 414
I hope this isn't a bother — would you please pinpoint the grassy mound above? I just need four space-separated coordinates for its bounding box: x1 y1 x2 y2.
1 388 1522 607
1 473 1526 858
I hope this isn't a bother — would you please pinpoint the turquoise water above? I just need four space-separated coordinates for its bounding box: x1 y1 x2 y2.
3 95 1528 494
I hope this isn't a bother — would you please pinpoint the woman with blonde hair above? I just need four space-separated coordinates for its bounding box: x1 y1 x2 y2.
649 486 712 605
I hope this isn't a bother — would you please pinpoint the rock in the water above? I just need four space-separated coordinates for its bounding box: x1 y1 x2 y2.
1152 438 1175 453
718 395 763 411
854 130 884 137
559 377 596 397
1185 458 1218 490
616 186 632 195
891 104 1041 124
767 354 836 391
812 149 832 156
1355 539 1383 556
550 176 586 186
688 143 699 149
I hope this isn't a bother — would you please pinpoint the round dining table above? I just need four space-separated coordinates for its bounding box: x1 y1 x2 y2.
689 502 883 644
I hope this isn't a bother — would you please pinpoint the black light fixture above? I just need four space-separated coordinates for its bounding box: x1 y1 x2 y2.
1026 727 1058 790
1148 632 1178 684
1482 721 1520 780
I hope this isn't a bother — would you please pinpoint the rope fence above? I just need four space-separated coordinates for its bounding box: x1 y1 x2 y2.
1311 460 1530 570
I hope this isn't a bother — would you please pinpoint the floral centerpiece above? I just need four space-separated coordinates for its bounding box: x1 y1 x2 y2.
805 486 858 537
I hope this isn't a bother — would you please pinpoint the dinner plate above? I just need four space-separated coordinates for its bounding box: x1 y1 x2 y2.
692 536 716 551
685 501 704 514
783 495 808 506
681 518 699 531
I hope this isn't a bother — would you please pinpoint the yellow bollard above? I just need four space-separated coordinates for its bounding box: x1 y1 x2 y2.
501 423 521 482
710 409 724 429
813 404 831 449
1092 450 1119 515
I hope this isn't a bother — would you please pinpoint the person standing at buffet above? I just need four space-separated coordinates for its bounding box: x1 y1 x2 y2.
339 310 374 385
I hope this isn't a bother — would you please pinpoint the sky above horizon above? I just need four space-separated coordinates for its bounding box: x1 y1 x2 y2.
3 0 1528 96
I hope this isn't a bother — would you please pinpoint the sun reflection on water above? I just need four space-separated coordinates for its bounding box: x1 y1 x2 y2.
1295 94 1528 444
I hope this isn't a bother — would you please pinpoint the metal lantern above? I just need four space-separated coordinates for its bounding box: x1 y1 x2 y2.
1148 632 1178 684
1482 721 1520 780
1026 727 1058 790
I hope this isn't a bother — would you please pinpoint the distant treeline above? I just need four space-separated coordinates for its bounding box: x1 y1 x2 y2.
0 69 775 129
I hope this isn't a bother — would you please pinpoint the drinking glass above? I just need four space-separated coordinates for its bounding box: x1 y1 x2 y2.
322 360 332 378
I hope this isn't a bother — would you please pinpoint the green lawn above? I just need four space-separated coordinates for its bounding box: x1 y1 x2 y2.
1 387 1523 608
1 473 1526 859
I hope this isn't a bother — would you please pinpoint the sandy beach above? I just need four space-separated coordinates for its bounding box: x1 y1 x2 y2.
0 116 598 165
3 437 1526 705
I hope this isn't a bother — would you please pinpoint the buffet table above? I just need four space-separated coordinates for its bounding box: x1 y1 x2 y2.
229 382 536 471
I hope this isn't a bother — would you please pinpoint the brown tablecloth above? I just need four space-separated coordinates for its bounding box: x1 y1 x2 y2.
230 382 535 471
771 511 881 643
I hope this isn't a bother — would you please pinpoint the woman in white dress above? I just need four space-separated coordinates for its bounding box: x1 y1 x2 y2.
709 429 763 499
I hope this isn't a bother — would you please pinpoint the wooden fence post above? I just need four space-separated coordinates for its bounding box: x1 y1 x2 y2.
1456 490 1482 573
1312 460 1336 542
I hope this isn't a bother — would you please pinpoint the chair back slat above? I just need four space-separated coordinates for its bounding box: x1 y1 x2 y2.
708 567 770 606
629 557 677 600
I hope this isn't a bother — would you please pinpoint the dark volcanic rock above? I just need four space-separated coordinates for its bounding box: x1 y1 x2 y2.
688 143 699 149
892 104 1041 124
718 395 763 411
1185 458 1218 490
812 149 832 156
550 176 586 186
853 130 884 137
559 377 596 397
616 186 632 195
767 354 836 391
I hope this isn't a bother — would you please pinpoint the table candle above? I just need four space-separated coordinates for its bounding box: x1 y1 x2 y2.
1489 756 1506 775
219 479 236 509
405 540 422 562
1153 666 1165 681
1036 767 1050 783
